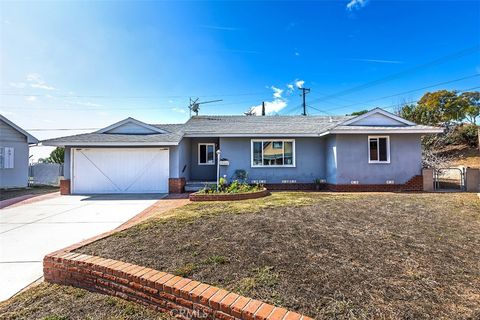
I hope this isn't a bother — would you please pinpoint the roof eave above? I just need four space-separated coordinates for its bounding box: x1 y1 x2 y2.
183 132 331 138
41 141 180 147
329 128 444 134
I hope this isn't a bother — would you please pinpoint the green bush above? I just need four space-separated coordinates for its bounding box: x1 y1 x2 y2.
448 124 478 147
198 180 262 194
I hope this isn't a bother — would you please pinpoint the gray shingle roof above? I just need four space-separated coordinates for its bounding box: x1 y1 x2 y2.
331 124 443 132
182 115 352 135
41 114 442 146
43 124 184 146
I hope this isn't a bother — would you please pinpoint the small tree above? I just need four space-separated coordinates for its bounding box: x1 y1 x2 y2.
347 109 369 116
44 147 65 164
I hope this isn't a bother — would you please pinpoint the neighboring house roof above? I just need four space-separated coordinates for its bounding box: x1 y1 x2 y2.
41 108 443 146
0 114 39 144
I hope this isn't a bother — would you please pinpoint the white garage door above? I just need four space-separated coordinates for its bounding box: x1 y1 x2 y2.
72 148 169 194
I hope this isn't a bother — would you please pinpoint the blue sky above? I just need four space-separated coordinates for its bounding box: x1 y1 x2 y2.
0 1 479 158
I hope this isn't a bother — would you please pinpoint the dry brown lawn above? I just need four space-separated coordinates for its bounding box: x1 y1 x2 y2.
77 192 480 320
0 283 173 320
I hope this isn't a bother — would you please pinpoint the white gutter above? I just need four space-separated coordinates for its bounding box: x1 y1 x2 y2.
40 141 180 147
329 128 444 134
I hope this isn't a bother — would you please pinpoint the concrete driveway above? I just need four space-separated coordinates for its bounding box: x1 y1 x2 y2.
0 194 165 301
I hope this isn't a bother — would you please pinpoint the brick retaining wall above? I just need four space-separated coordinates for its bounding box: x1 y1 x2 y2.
189 188 270 202
44 251 312 320
262 175 423 192
326 175 423 192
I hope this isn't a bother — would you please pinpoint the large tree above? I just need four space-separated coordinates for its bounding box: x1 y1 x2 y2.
398 90 479 125
459 91 480 124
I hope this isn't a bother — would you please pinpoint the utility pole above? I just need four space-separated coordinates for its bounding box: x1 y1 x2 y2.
299 87 310 116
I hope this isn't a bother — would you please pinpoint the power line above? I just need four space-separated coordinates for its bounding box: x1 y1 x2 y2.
26 128 100 131
308 45 480 105
0 97 271 111
0 91 269 99
309 74 480 114
307 86 480 115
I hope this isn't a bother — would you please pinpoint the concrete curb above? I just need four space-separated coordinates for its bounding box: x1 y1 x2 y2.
0 191 60 209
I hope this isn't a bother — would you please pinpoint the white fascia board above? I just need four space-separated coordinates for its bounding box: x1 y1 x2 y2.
41 141 179 147
183 132 331 137
95 117 167 134
329 128 444 134
339 108 416 126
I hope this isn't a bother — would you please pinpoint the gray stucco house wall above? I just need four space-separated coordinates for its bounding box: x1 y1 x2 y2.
169 138 191 180
325 135 337 184
334 134 422 184
190 137 218 181
218 137 326 183
0 116 38 188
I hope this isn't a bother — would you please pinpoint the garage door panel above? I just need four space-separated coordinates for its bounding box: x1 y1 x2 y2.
72 148 169 194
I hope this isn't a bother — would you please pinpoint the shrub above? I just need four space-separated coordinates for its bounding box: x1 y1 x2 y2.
449 124 478 147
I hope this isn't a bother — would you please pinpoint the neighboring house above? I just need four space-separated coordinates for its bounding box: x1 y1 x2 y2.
0 115 39 188
42 108 442 194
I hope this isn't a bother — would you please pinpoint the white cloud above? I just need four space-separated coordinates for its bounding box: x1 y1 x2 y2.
26 73 56 90
286 84 294 91
25 96 37 102
250 99 287 115
295 80 305 88
9 82 26 88
271 86 283 99
249 86 289 115
348 58 403 64
294 51 300 56
346 0 369 11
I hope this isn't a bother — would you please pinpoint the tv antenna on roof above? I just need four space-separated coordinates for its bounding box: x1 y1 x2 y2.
188 98 223 117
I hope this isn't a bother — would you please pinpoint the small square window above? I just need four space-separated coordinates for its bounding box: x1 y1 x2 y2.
368 136 390 163
198 143 215 165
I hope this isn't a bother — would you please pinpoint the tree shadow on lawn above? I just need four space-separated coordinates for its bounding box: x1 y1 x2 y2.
77 192 480 320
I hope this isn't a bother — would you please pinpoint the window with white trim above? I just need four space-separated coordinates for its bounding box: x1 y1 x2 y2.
0 147 15 169
368 136 390 163
198 143 215 165
251 139 295 167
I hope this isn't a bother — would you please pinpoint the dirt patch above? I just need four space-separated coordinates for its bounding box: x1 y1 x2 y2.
77 193 480 319
0 186 59 201
0 282 172 320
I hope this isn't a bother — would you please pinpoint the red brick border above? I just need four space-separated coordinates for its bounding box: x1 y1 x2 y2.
326 175 423 192
43 252 312 320
189 188 270 202
263 175 423 192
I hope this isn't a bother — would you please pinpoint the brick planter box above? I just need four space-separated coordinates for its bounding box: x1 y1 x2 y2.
189 188 270 202
44 251 312 320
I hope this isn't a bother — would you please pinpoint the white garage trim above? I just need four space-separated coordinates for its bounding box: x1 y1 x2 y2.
71 148 169 194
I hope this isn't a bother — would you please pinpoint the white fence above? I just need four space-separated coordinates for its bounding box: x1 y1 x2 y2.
29 163 64 186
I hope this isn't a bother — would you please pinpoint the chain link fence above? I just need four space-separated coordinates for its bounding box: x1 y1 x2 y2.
29 163 64 186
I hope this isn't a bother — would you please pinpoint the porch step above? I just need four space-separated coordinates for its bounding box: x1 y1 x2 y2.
185 181 216 192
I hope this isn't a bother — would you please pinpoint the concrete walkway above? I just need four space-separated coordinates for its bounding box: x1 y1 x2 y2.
0 194 168 301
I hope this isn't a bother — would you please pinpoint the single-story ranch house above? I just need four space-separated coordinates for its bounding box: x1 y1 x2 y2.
42 108 443 194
